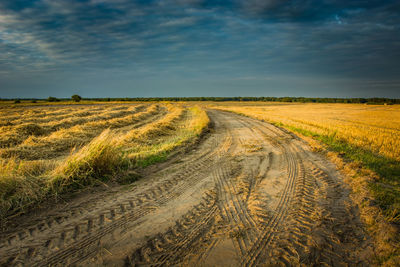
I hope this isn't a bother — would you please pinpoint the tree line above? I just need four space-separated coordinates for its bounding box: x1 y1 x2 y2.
3 96 400 105
75 96 400 104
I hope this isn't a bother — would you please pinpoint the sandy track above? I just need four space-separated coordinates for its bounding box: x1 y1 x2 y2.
0 110 372 266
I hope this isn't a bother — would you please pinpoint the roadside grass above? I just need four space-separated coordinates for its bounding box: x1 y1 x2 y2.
0 105 209 222
281 124 400 265
127 106 210 168
217 107 400 265
275 122 400 223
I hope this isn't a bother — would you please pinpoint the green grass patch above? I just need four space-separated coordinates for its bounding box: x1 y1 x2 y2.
135 151 169 168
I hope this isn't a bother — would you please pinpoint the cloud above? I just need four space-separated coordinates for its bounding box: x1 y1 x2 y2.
160 17 198 27
0 0 399 97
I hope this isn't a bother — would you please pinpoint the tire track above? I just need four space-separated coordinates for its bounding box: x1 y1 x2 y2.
230 112 369 266
127 192 218 266
241 144 305 267
0 109 371 266
225 114 305 266
214 163 259 255
6 157 222 266
0 118 232 266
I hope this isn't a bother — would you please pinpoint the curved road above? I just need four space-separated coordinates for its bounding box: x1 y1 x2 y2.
0 110 371 266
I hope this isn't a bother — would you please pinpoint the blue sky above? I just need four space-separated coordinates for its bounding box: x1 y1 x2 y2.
0 0 399 98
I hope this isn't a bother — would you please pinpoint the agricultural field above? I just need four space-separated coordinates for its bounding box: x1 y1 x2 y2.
0 102 398 266
211 102 400 161
0 103 209 219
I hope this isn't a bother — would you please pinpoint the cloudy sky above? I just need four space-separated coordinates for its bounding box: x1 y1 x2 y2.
0 0 399 98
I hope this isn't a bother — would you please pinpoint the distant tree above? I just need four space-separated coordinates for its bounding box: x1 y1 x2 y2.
47 96 59 102
71 94 82 102
281 97 293 102
14 99 21 104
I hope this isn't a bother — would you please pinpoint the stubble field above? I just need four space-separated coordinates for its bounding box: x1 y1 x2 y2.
0 103 209 219
0 101 398 266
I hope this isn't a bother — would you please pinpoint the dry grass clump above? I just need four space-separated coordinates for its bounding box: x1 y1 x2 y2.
15 123 47 136
0 175 47 219
50 129 129 193
0 123 48 149
0 159 56 217
0 103 209 220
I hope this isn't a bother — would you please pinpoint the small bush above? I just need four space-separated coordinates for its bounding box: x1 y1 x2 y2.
14 99 21 104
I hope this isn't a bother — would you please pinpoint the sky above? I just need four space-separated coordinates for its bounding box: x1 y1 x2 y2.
0 0 399 98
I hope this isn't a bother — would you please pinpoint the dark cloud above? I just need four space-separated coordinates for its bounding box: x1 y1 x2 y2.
0 0 399 98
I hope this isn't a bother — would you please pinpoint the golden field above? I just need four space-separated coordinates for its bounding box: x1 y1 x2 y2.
211 102 400 161
0 103 209 218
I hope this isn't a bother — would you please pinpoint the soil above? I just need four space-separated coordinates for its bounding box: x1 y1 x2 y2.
0 110 373 266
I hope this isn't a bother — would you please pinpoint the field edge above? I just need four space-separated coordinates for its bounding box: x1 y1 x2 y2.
214 108 400 266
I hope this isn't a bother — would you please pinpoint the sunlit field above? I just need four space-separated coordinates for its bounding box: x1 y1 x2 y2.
212 102 400 161
212 102 400 263
0 103 209 218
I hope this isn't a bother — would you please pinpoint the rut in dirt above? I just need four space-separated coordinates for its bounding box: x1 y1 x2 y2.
0 110 372 266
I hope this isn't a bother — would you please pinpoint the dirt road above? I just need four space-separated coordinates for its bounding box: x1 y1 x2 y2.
0 110 372 266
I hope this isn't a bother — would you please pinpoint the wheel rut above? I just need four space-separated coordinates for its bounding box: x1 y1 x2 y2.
0 110 371 266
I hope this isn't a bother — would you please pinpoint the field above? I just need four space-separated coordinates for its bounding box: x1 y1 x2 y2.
0 103 209 218
211 102 400 160
0 102 398 266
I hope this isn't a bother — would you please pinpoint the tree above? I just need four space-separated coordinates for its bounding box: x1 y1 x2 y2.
71 94 82 102
47 96 59 102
